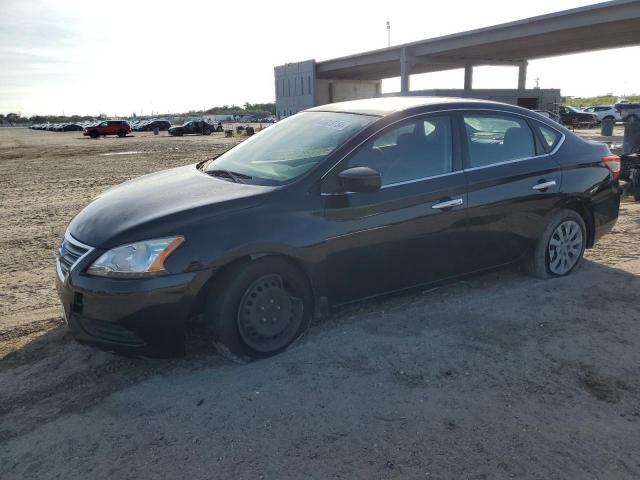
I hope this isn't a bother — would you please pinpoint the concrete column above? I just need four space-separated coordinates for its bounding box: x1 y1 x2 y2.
518 61 528 89
464 65 473 91
400 47 413 94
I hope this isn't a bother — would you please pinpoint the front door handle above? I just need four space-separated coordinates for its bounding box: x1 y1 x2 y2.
432 198 464 210
532 180 557 191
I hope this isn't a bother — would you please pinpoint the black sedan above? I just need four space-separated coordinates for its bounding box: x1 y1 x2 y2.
558 105 598 128
168 120 219 136
59 123 84 132
56 97 621 360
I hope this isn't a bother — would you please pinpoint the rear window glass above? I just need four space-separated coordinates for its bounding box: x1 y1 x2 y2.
538 124 561 150
463 114 535 168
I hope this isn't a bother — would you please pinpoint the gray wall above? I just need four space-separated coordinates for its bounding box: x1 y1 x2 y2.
315 79 382 106
274 60 316 119
383 89 561 112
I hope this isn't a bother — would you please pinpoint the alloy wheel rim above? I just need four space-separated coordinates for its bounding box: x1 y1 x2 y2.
548 220 583 275
237 274 303 353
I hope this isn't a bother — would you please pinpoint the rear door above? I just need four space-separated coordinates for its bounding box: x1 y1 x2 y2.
321 113 469 302
459 111 563 270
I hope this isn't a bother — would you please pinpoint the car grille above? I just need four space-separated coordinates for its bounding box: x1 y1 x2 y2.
58 235 91 276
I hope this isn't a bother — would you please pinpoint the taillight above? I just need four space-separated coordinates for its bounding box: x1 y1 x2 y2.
602 155 621 179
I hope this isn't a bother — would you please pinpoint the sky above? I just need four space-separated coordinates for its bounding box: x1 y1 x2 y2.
0 0 638 117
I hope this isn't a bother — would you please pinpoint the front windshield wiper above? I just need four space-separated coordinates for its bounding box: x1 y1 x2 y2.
206 169 252 184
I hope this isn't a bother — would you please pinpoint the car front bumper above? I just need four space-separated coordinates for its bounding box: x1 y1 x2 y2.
56 256 209 357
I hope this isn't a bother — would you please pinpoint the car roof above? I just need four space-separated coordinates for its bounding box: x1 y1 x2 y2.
307 96 518 117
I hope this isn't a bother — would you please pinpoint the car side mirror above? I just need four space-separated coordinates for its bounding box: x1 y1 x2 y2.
337 166 382 193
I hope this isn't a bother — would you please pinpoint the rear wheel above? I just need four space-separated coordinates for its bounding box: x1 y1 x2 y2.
203 128 211 135
205 257 313 363
524 209 586 279
117 129 126 137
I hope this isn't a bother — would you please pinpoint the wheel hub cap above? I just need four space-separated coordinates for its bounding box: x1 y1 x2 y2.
548 220 583 275
237 274 303 352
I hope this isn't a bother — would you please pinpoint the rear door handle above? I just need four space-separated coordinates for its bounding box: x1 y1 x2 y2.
432 198 464 210
532 180 557 191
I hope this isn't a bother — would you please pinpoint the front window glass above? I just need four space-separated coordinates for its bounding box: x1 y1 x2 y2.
463 114 535 168
205 112 376 185
347 115 453 186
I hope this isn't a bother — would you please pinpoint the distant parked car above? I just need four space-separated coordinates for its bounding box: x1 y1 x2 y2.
558 106 598 128
582 105 621 122
168 120 218 136
135 120 171 132
83 120 131 138
615 103 640 123
533 110 561 123
59 123 84 132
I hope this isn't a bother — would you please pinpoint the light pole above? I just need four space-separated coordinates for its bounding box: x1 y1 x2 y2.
386 21 391 48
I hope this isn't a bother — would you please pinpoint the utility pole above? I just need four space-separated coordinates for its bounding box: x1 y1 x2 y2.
535 77 540 89
386 21 391 47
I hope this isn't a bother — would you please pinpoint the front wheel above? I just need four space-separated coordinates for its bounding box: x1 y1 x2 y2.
205 257 313 363
524 209 586 279
203 128 211 135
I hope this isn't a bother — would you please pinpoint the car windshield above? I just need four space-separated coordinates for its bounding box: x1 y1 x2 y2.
205 111 377 185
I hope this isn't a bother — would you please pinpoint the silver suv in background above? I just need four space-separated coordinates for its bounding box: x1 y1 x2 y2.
615 103 640 122
583 105 621 122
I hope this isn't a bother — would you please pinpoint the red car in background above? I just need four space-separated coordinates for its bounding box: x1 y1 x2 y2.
83 120 131 138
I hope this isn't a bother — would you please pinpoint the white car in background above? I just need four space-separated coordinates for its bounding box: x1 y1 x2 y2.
583 105 621 122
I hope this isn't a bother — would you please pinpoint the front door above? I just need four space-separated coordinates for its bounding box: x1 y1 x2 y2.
321 114 469 303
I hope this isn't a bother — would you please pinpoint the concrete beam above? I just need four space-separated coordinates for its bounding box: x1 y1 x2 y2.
415 56 525 67
518 61 528 89
314 1 640 79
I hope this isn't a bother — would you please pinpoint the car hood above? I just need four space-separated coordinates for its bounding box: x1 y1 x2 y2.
68 164 274 248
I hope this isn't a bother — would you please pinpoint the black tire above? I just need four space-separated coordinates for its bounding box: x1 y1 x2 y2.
524 209 587 279
216 126 223 132
203 128 211 136
205 257 313 363
634 194 640 202
89 130 99 139
117 129 126 137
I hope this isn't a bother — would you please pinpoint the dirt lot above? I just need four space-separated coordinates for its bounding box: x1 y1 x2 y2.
1 127 639 479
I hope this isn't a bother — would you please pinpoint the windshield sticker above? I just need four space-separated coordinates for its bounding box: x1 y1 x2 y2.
317 119 350 131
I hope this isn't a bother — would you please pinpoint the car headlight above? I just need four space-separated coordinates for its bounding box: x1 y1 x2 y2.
87 236 184 277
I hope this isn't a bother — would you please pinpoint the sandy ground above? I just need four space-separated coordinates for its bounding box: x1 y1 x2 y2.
1 127 639 479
